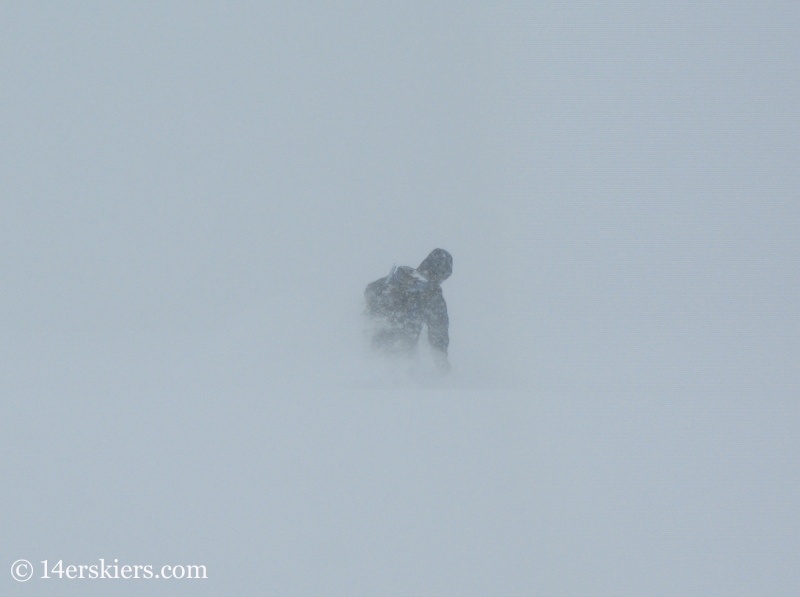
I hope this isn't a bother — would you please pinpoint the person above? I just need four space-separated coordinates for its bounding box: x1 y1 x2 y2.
364 248 452 372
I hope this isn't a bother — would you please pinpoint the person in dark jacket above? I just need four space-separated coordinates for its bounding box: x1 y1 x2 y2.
364 248 452 372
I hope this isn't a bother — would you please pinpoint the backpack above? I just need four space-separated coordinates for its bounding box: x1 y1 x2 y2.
365 265 431 319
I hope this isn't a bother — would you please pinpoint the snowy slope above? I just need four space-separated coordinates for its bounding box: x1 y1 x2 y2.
2 3 799 596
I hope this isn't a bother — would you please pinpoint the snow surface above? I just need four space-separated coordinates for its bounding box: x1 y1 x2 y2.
2 3 799 596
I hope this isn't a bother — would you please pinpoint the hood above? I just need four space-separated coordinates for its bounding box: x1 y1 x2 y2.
417 248 452 284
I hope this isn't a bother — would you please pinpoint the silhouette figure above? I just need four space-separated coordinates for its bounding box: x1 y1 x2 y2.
364 249 452 372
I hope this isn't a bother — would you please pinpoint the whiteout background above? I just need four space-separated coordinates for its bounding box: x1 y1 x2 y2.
2 2 798 596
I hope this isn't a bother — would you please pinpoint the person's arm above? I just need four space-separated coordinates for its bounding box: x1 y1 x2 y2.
424 290 450 371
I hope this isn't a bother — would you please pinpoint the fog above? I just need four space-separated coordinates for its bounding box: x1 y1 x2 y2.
2 2 798 595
